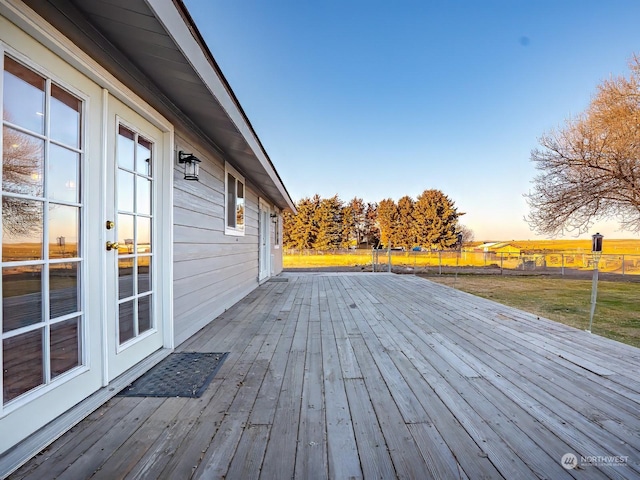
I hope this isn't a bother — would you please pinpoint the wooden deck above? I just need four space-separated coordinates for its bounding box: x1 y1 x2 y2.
10 273 640 479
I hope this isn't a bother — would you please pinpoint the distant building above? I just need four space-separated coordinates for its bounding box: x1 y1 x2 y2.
475 242 522 256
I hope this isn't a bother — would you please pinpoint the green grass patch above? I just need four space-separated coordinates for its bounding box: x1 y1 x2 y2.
426 275 640 348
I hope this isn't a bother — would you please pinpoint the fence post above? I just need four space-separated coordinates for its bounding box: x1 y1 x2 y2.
372 248 375 273
438 251 442 275
500 253 503 275
561 254 564 276
622 254 625 276
388 246 391 273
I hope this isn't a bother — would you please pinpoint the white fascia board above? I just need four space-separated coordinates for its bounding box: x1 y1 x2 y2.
145 0 293 210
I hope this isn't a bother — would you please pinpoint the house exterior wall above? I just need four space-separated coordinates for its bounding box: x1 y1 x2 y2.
172 131 269 346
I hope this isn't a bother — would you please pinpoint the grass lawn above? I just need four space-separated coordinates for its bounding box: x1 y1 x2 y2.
426 275 640 348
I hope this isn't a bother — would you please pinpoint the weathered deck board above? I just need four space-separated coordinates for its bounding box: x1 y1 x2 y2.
9 272 640 479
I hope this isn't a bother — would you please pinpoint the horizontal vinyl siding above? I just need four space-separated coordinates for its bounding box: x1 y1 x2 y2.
172 132 260 345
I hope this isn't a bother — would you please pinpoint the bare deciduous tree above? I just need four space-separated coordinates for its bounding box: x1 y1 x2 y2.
2 126 44 237
526 55 640 236
457 224 475 244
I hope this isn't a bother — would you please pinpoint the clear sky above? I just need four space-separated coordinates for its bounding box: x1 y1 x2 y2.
184 0 640 241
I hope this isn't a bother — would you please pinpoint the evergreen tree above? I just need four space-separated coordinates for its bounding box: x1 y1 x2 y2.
282 191 463 252
348 197 366 246
341 204 355 248
413 189 461 249
287 196 319 249
393 195 415 251
282 210 295 248
364 202 379 246
313 195 343 250
377 198 398 248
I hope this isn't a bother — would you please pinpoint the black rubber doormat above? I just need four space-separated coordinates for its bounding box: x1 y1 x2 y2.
117 352 228 398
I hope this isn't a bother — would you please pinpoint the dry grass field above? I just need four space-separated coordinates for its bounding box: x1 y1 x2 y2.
473 238 640 254
284 239 640 271
2 242 79 261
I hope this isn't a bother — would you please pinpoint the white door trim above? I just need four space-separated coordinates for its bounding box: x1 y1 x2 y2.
258 198 271 282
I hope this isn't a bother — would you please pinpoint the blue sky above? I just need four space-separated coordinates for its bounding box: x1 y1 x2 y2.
184 0 640 241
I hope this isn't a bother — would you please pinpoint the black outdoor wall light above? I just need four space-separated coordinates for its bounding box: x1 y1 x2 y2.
178 151 201 181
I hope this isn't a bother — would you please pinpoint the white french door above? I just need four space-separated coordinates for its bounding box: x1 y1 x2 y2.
104 96 164 381
258 199 270 281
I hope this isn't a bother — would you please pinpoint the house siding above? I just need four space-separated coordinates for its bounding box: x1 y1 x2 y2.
172 132 263 345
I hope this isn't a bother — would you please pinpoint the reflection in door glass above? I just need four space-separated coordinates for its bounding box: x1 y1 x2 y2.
49 144 79 203
2 56 45 134
136 137 152 176
116 124 154 345
50 84 81 148
2 126 44 197
3 329 44 403
117 170 134 212
138 258 151 294
1 56 84 404
118 258 134 300
2 198 43 261
137 216 151 253
138 294 151 334
117 213 134 255
119 301 135 344
117 125 135 171
49 203 79 259
50 317 80 378
136 176 151 215
2 265 42 332
50 262 79 319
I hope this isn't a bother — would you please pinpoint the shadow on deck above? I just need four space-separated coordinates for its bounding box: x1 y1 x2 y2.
9 273 640 479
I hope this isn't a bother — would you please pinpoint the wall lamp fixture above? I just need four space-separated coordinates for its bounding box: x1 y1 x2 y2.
178 151 201 181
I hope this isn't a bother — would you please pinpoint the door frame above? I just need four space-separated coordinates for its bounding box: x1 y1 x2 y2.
258 198 271 282
101 93 174 385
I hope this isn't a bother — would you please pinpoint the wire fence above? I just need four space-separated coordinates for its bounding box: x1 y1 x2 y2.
284 248 640 277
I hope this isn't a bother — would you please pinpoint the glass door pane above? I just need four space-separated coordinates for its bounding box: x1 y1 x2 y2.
116 125 153 345
1 56 84 405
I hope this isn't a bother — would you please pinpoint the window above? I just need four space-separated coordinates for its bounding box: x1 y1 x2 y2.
2 55 84 405
225 162 245 235
274 212 281 246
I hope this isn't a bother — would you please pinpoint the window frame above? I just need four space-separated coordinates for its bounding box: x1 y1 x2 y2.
224 162 245 236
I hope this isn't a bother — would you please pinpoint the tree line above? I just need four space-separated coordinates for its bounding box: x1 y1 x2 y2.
283 189 471 251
